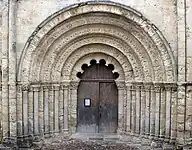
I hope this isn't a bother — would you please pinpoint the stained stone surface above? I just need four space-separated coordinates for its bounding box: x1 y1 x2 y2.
187 56 192 81
0 0 192 149
15 0 178 60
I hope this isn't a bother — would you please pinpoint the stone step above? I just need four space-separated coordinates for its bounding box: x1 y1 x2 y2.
71 133 121 142
104 137 120 141
89 137 104 141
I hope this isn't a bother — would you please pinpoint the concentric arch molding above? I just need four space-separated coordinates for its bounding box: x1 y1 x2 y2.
17 1 177 83
38 39 145 82
54 45 132 82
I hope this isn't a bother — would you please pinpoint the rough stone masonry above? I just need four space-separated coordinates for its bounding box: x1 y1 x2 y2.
0 0 192 149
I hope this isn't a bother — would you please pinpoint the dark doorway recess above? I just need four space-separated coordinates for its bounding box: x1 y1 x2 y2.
77 59 119 133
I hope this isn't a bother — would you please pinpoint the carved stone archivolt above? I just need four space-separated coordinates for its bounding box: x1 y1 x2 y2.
14 2 180 141
62 45 129 82
18 2 176 84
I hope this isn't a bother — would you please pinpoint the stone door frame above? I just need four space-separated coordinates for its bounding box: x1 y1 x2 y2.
68 80 126 134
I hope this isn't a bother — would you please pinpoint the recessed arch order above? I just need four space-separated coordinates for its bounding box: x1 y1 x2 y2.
17 1 177 84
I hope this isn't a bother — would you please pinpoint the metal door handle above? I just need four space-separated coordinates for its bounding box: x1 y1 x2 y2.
100 113 101 118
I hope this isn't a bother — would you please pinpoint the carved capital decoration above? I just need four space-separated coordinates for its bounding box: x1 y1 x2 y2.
54 85 60 91
22 84 30 91
144 85 151 92
125 82 133 87
135 83 143 91
172 86 178 92
51 84 60 91
164 85 172 91
31 85 41 92
116 81 125 89
60 84 69 90
70 81 79 90
60 81 70 90
48 85 54 91
154 85 161 93
43 85 49 91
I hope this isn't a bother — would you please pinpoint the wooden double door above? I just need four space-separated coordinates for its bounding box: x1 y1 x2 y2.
77 61 118 133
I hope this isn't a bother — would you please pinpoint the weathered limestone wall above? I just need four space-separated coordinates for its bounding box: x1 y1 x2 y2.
0 1 1 135
187 0 192 81
0 0 191 148
0 0 2 68
16 0 177 64
0 1 2 85
1 0 9 137
187 57 192 81
186 84 192 144
187 0 192 57
186 0 192 146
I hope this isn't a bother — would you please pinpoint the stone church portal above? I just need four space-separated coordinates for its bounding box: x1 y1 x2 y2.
0 1 192 149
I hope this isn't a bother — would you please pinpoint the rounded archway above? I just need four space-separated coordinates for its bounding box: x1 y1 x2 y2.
16 1 177 140
18 1 176 83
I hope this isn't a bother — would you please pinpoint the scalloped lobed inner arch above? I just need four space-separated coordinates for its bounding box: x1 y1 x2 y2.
76 59 120 80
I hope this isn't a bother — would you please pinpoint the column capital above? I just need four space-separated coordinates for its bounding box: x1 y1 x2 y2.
164 85 172 91
154 85 161 93
116 81 125 89
42 85 49 91
22 84 30 91
52 84 60 90
70 81 79 90
144 84 151 91
60 82 70 90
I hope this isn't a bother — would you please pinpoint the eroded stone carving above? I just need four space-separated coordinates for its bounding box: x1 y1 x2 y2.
15 2 179 144
70 81 79 90
22 84 30 91
18 3 176 84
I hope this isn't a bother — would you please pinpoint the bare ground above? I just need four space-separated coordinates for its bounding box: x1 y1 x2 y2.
36 139 140 150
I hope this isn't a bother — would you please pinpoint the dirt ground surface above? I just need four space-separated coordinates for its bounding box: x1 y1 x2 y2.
0 134 181 149
38 139 140 150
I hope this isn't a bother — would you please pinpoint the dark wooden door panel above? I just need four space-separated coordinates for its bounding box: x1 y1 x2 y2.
77 60 118 133
99 82 118 133
81 64 114 80
77 82 99 133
